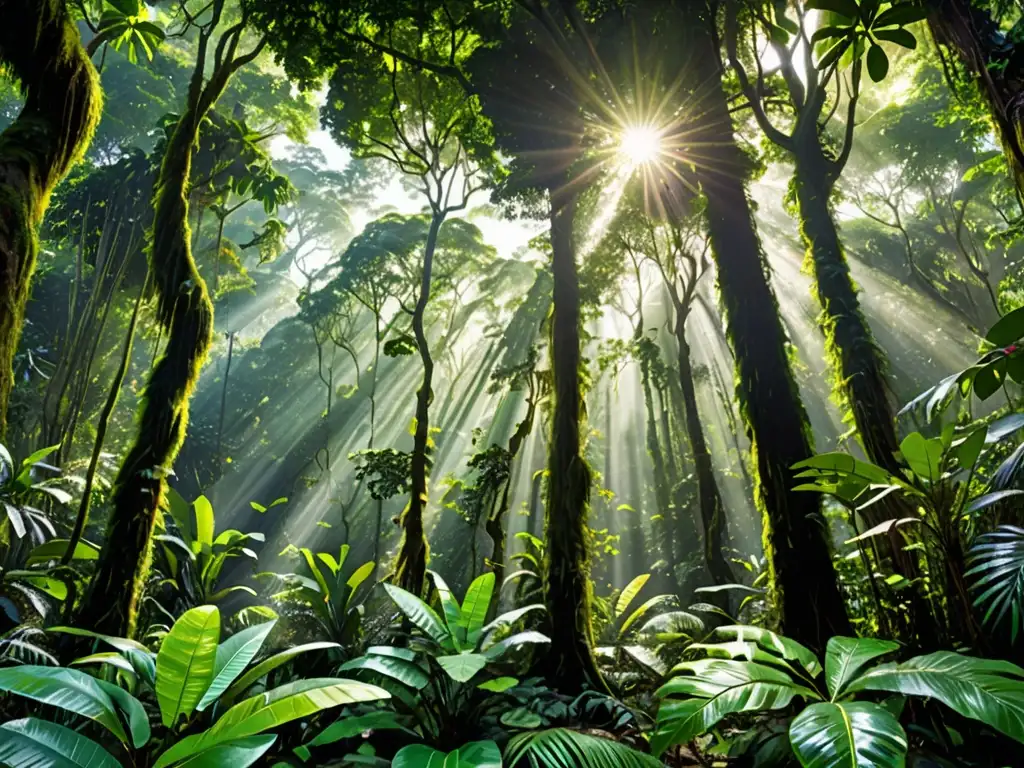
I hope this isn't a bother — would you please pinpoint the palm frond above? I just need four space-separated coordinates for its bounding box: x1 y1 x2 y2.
505 728 661 768
0 628 58 666
966 524 1024 641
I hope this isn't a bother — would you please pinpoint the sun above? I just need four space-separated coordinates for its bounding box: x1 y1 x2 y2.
619 125 662 167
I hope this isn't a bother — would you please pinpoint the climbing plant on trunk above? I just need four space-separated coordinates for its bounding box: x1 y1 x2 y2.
78 0 267 637
0 0 101 438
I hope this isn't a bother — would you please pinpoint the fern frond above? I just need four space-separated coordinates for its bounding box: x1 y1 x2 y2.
505 728 661 768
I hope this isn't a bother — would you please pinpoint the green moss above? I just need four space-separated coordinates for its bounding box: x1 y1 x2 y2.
0 0 101 437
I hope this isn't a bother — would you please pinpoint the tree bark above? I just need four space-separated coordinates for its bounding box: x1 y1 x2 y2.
929 0 1024 198
541 180 604 691
0 0 101 437
685 10 850 650
76 42 244 634
674 309 734 589
394 213 443 596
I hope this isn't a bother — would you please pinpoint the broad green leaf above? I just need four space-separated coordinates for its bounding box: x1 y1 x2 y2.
340 653 430 689
872 27 916 49
161 735 277 768
956 427 987 471
384 583 454 651
619 594 672 637
715 625 823 677
899 432 943 483
652 659 820 755
482 630 550 661
460 572 495 646
429 570 463 644
345 560 376 604
71 651 136 675
790 701 907 767
438 652 488 682
986 306 1024 346
615 574 650 618
197 620 277 711
873 2 930 28
153 678 389 768
156 605 220 728
393 740 501 768
478 676 519 692
193 496 215 553
0 666 129 743
28 539 99 565
0 718 120 768
95 678 150 748
849 651 1024 744
301 547 330 597
167 488 193 540
221 641 341 704
308 711 410 746
824 637 899 699
482 604 545 634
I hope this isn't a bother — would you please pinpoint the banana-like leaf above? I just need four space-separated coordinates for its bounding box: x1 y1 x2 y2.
824 637 898 699
95 677 150 748
340 653 430 689
652 659 820 756
616 574 650 619
220 641 340 704
428 570 463 646
153 677 389 768
506 728 661 768
156 605 221 728
482 604 544 635
789 701 907 767
197 620 277 711
71 651 136 675
49 625 149 653
619 594 672 637
437 652 488 683
0 718 121 768
849 651 1024 745
393 740 501 768
162 734 277 768
482 630 550 661
715 625 823 677
308 711 411 746
460 572 495 647
345 561 376 609
193 496 215 553
0 666 129 743
384 583 454 651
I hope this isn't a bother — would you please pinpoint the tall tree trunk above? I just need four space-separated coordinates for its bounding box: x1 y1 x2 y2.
929 0 1024 198
685 10 850 650
394 213 443 596
0 0 101 437
541 180 603 691
674 309 734 588
64 278 147 564
793 139 900 477
77 58 234 635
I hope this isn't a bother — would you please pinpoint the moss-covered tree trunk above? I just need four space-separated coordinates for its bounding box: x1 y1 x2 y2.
929 0 1024 197
673 309 733 588
686 10 850 651
542 180 603 691
77 48 243 636
792 139 901 470
394 213 443 597
0 0 101 438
